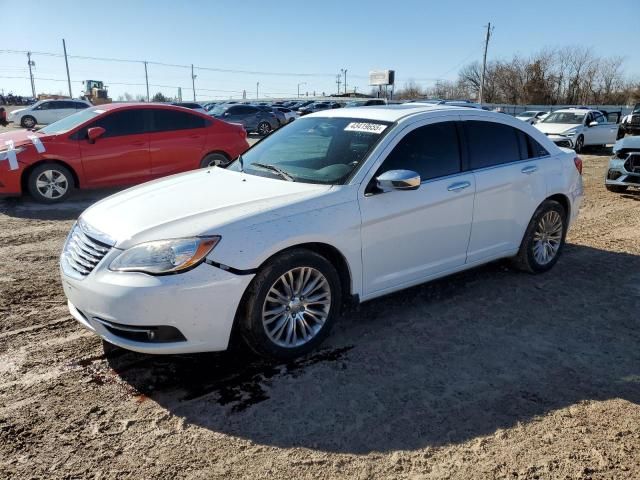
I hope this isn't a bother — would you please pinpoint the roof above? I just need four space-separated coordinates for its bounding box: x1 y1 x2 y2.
309 104 495 122
88 102 191 111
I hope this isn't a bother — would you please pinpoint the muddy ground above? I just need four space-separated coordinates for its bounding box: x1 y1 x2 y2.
0 135 639 479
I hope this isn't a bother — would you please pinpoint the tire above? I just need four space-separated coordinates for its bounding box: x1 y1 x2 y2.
616 129 625 140
257 121 272 136
574 135 584 153
26 163 74 203
512 199 567 274
199 153 229 168
606 185 628 193
238 249 342 360
20 115 36 129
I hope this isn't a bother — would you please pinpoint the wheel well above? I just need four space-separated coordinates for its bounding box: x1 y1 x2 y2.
260 242 354 301
546 193 570 219
21 160 79 192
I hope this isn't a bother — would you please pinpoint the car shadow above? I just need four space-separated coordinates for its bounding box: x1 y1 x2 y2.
107 243 640 454
0 188 120 220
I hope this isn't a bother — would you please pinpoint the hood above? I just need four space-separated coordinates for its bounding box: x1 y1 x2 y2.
8 108 27 117
534 123 580 135
0 129 48 149
81 168 332 249
613 136 640 153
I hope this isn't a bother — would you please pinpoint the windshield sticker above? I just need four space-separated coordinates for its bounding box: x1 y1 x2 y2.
344 122 387 134
2 140 19 170
28 135 46 153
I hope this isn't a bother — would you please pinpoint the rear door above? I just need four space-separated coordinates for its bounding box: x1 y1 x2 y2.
464 118 549 263
78 109 151 187
148 108 209 177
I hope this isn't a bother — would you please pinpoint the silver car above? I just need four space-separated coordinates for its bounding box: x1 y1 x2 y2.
605 136 640 193
210 104 279 135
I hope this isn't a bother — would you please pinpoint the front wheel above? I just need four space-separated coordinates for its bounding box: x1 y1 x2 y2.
27 163 74 203
512 200 567 273
238 249 342 360
574 135 584 153
21 115 36 129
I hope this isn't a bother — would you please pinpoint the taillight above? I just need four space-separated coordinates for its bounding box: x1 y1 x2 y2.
573 156 583 175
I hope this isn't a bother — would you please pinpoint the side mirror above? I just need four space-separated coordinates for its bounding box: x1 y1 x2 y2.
588 121 598 127
376 169 421 192
87 126 105 143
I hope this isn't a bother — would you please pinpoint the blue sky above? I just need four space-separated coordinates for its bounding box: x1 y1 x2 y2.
1 0 638 100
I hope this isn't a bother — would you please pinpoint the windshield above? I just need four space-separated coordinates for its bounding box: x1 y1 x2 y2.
38 108 103 134
518 111 536 118
227 117 391 184
541 112 585 124
345 101 364 107
633 104 640 114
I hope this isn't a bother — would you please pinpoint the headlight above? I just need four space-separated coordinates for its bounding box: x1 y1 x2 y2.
109 236 220 274
563 128 579 136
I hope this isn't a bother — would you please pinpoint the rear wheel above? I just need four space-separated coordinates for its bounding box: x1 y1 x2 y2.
238 249 341 360
199 153 229 168
21 115 36 129
257 121 272 136
606 184 628 193
27 163 74 203
512 200 567 273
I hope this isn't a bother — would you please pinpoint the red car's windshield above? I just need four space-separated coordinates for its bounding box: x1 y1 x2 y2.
38 108 103 135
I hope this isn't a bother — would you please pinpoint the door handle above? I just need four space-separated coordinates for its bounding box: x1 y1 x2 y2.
447 181 471 192
521 165 538 174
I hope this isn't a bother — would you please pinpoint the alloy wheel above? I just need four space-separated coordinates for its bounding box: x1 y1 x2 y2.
35 170 69 199
262 267 331 348
532 210 563 265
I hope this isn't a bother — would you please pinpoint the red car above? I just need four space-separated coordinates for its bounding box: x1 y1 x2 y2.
0 103 249 203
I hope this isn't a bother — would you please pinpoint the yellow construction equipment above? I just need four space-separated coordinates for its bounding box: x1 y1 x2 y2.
82 80 112 105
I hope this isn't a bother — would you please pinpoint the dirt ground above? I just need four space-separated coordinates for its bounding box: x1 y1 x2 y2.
0 124 639 479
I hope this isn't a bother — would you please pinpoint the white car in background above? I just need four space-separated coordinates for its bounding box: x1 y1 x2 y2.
274 106 299 123
516 111 548 124
8 99 92 128
61 105 583 360
534 108 619 152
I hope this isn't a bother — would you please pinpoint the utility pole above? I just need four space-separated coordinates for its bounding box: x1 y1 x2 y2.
341 68 347 95
479 22 492 105
336 75 341 95
62 39 72 98
297 82 306 98
144 61 150 102
256 82 259 100
191 64 197 101
27 52 36 98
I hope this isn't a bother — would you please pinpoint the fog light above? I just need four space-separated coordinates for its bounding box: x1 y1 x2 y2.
607 170 622 180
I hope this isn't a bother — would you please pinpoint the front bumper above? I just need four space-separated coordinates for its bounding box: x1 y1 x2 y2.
546 134 575 149
605 156 640 188
0 164 24 195
61 250 255 354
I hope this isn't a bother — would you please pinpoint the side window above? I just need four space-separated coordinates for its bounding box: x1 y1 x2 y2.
593 112 605 124
378 122 461 181
58 101 76 109
35 102 50 111
74 102 89 110
87 109 146 138
465 121 521 169
151 109 207 132
516 130 549 159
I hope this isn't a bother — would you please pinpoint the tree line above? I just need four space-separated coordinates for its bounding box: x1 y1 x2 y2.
395 46 640 105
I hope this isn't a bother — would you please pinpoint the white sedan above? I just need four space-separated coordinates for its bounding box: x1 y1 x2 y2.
534 108 620 153
515 111 548 124
61 105 583 359
8 99 92 128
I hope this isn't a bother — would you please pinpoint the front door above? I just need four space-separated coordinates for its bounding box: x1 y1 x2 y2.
359 118 475 297
78 109 151 187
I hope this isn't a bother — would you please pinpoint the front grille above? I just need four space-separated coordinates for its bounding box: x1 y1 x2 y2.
624 154 640 174
61 224 111 279
630 115 640 126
